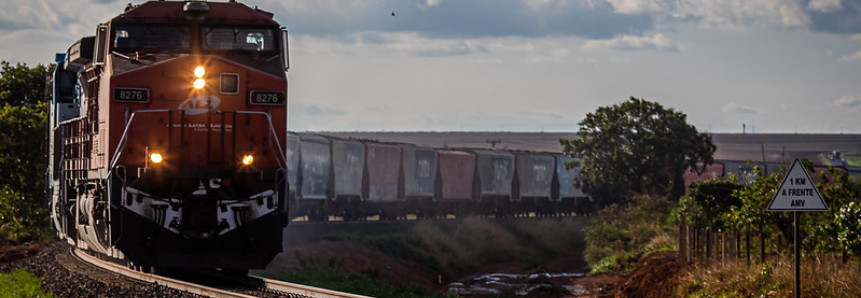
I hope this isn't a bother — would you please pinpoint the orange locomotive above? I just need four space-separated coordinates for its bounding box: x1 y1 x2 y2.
47 0 290 270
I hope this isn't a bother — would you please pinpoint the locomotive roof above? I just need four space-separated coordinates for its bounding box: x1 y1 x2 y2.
112 1 278 26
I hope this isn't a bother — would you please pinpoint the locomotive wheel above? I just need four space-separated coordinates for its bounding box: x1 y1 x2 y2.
221 268 249 277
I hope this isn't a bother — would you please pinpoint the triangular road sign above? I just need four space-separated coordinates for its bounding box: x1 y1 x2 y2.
768 158 828 211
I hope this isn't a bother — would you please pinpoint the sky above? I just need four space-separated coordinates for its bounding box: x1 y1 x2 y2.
1 0 860 134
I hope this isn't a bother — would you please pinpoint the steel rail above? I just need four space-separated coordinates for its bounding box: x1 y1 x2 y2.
73 248 256 298
73 248 375 298
249 275 375 298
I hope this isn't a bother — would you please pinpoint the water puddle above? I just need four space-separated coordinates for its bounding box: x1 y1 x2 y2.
447 272 585 296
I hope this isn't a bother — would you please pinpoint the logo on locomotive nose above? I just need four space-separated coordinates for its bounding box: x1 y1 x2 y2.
179 96 221 115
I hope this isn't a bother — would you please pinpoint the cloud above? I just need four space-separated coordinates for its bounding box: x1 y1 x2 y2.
583 33 678 52
271 0 652 40
834 96 861 107
605 0 673 15
302 104 346 116
411 41 484 57
839 50 861 62
778 2 811 28
723 103 759 114
359 32 396 45
665 1 785 30
600 0 859 35
808 0 843 13
808 1 861 34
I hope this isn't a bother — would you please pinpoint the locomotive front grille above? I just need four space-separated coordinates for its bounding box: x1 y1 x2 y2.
181 196 219 239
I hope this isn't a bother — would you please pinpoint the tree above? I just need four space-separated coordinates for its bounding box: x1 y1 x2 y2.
0 60 52 245
560 97 716 205
0 61 51 108
677 179 741 231
727 165 791 263
835 202 861 257
815 166 861 258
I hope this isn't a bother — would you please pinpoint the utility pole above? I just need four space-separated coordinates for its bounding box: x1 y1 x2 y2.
486 139 502 149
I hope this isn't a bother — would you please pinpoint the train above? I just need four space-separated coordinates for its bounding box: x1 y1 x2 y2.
47 0 290 270
286 132 860 222
284 132 594 221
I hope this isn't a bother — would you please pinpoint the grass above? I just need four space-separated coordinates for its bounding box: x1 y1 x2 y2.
841 152 861 167
582 195 678 275
678 257 861 298
263 267 446 298
0 268 53 298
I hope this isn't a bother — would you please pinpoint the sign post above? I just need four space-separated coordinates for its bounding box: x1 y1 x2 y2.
767 158 828 298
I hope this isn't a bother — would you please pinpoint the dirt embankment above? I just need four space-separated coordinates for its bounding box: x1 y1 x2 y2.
570 252 686 298
0 242 44 264
273 218 593 296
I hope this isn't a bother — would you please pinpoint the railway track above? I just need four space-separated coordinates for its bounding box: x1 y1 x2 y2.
71 248 373 298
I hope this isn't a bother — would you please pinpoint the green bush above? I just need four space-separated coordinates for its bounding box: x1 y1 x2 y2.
583 195 677 273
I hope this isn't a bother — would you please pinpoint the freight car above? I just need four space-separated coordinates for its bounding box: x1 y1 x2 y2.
47 0 290 271
285 134 594 221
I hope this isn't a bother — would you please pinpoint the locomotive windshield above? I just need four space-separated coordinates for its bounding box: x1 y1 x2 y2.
203 26 277 53
112 25 191 53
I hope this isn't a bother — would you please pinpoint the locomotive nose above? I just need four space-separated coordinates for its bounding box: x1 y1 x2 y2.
175 182 233 239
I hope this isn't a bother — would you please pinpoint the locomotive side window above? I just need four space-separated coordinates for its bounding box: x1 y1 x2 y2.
112 25 191 52
55 71 76 103
203 27 276 53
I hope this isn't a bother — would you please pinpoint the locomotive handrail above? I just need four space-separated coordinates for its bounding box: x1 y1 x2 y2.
108 109 172 175
108 109 287 175
56 115 88 127
235 110 288 170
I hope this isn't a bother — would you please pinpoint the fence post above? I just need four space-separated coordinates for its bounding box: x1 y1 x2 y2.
746 230 751 267
695 228 701 262
680 223 687 262
721 232 726 266
706 229 712 264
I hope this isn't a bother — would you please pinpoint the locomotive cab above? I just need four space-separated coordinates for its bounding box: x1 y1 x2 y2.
48 0 290 270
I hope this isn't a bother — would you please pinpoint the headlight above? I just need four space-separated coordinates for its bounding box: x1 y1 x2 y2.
242 155 254 166
150 153 164 164
194 66 205 78
193 66 206 89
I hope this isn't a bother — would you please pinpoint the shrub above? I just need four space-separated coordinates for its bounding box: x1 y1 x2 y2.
583 195 677 273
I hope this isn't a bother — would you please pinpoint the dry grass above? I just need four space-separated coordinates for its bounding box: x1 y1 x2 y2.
645 233 676 252
678 257 861 298
406 217 587 273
